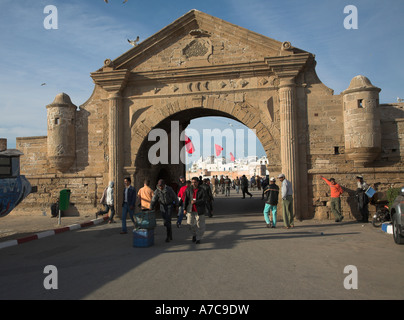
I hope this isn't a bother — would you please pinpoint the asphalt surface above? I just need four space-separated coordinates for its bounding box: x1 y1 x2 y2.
0 190 403 301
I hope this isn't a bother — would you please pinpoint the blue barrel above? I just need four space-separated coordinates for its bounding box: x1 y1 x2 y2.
133 228 154 248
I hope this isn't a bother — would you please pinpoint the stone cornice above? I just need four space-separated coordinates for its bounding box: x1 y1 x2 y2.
91 68 130 93
128 61 271 84
265 53 313 80
342 86 381 95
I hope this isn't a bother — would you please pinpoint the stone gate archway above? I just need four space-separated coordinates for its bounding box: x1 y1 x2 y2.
89 10 313 220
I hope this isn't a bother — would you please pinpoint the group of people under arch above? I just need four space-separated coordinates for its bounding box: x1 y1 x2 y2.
95 173 372 244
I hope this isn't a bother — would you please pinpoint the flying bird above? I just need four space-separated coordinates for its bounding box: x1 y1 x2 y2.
105 0 128 3
41 83 46 86
128 36 140 46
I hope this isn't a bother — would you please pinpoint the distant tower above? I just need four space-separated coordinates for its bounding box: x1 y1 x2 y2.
342 75 381 166
46 93 76 172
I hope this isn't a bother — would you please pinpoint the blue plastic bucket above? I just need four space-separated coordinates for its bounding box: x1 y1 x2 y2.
133 228 155 247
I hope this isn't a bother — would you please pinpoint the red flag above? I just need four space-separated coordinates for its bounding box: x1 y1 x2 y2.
185 135 194 154
215 144 223 156
230 152 235 162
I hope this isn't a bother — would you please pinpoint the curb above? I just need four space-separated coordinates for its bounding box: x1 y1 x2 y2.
0 216 109 250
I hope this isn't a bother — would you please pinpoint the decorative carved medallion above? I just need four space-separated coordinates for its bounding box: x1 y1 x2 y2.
183 40 209 58
182 33 213 63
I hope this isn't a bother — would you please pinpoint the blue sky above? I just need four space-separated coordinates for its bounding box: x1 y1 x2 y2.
1 0 403 158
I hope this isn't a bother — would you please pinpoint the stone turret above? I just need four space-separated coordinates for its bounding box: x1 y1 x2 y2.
342 75 381 166
46 93 76 172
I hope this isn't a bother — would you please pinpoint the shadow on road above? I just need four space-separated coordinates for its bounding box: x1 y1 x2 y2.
0 191 364 300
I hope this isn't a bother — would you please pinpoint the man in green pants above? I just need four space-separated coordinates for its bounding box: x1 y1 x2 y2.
320 176 344 222
278 174 294 229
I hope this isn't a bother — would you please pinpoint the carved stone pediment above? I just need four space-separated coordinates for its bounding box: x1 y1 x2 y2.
102 10 310 72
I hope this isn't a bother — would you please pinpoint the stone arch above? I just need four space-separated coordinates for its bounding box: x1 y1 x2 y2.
129 94 281 178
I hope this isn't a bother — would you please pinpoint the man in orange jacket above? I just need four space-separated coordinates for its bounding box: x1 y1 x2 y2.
320 176 344 222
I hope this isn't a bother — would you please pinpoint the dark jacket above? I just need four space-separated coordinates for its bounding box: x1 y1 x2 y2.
122 185 136 207
200 184 213 202
200 183 214 211
264 183 279 205
184 186 207 215
241 176 249 188
150 185 178 209
355 188 369 209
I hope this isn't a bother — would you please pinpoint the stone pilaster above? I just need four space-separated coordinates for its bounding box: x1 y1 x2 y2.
91 61 130 218
278 77 300 219
266 51 312 220
108 92 123 216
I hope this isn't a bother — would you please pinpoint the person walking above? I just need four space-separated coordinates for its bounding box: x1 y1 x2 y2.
215 176 220 197
355 175 370 222
240 175 252 199
256 175 262 190
121 177 136 234
96 181 116 223
234 176 240 194
261 175 269 200
201 178 214 217
137 179 154 211
250 176 256 191
320 176 344 222
184 177 207 244
278 173 294 229
177 180 191 227
211 176 217 197
263 177 279 228
178 176 186 188
175 176 187 225
219 175 225 195
224 176 231 197
150 179 178 242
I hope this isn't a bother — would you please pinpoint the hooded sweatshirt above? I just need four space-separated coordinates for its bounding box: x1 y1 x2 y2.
106 181 114 206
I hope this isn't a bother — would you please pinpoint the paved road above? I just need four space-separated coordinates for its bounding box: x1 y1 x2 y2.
0 190 403 301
